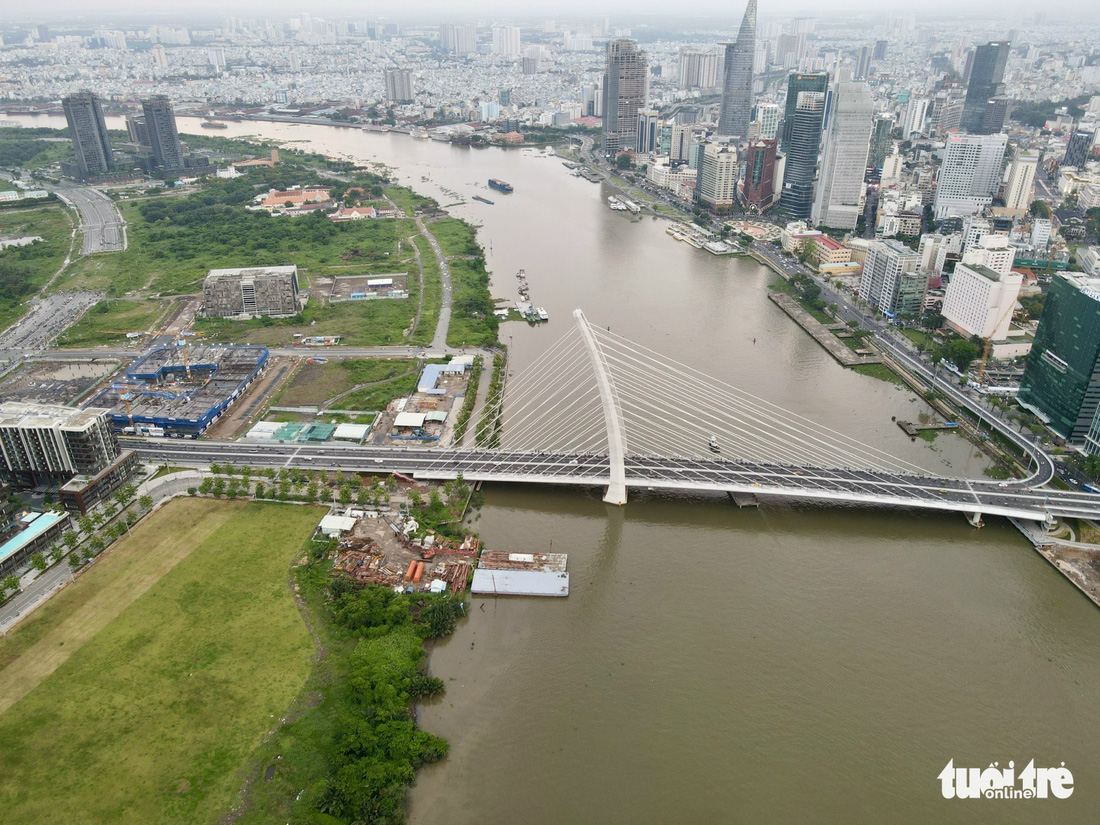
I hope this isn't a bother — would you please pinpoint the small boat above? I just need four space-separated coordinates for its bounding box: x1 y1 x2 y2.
516 269 525 278
472 195 495 205
201 121 228 129
536 307 549 321
709 436 720 453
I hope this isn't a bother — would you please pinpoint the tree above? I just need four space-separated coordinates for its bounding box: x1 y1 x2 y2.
615 153 633 170
89 535 105 554
944 339 980 373
30 553 48 572
77 515 94 534
2 573 21 596
139 494 153 511
63 530 79 549
68 554 82 571
1030 200 1052 220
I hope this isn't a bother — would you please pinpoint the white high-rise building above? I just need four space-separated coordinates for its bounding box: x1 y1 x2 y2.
152 44 168 70
933 133 1008 220
1003 153 1038 213
941 262 1022 340
696 142 739 209
492 25 521 57
1031 218 1052 249
384 70 415 104
962 233 1016 276
679 49 720 89
756 103 780 140
811 77 874 230
902 97 929 136
859 239 926 317
918 233 963 274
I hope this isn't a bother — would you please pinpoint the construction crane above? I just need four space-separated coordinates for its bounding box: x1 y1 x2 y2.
976 297 1020 383
177 337 192 381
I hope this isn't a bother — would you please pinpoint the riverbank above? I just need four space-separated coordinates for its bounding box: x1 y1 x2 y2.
767 292 881 367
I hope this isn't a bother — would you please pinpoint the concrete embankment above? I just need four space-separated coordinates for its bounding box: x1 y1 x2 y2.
767 293 881 367
1010 518 1100 609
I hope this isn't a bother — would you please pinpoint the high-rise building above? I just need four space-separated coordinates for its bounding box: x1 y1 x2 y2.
62 91 114 178
780 72 828 151
717 0 756 139
1063 128 1096 169
125 114 149 147
756 103 780 141
869 113 896 168
0 402 122 488
670 123 707 162
1018 274 1100 451
602 39 649 155
492 25 521 57
902 96 929 137
941 262 1022 340
152 43 168 70
1003 153 1038 213
962 234 1016 276
678 49 720 89
695 142 739 210
854 45 872 81
873 40 888 60
811 77 874 230
441 23 476 55
636 109 660 154
741 138 777 210
1031 218 1052 249
141 95 185 172
384 70 415 103
980 96 1009 134
933 132 1008 219
778 91 826 218
859 239 927 318
960 41 1010 133
776 33 806 68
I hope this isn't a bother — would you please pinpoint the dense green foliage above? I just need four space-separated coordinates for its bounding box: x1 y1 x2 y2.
0 206 72 329
451 355 483 442
1019 293 1046 320
1010 95 1091 128
235 562 465 825
429 218 497 347
476 353 506 447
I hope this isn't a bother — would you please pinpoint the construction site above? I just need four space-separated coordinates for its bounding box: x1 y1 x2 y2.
85 344 269 437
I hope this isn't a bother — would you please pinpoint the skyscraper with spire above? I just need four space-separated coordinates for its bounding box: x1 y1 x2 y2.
717 0 757 139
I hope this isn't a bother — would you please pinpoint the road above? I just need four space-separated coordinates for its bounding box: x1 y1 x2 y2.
748 242 1056 486
52 184 126 254
121 437 1100 522
414 214 453 350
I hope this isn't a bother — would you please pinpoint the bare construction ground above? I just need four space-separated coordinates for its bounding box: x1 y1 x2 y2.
0 358 122 405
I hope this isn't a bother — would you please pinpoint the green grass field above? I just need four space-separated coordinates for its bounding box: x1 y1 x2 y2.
0 204 74 330
56 298 175 347
274 358 417 408
0 499 320 825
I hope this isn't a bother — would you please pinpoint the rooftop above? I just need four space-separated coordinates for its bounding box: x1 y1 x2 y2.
0 401 107 432
0 511 64 566
205 265 297 282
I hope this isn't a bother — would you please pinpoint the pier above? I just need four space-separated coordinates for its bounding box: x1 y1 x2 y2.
767 293 882 368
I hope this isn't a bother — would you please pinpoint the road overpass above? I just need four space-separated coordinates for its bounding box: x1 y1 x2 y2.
121 437 1100 524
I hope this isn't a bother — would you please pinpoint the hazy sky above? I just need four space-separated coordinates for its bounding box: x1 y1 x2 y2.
12 1 1088 21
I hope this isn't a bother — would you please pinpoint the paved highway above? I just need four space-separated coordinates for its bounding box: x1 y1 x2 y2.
53 184 126 254
122 437 1100 522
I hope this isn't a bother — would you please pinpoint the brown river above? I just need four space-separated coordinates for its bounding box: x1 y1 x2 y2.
16 113 1100 823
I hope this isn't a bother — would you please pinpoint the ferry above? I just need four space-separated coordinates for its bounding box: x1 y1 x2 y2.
488 178 513 193
201 120 228 129
536 307 549 321
472 195 495 205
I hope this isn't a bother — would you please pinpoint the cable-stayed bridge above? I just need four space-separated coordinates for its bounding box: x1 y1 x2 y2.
123 310 1100 525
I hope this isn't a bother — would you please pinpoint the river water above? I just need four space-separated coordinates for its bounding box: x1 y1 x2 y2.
16 114 1100 822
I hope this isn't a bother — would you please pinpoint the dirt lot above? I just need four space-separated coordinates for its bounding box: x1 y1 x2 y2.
203 357 296 440
0 359 123 406
1036 544 1100 608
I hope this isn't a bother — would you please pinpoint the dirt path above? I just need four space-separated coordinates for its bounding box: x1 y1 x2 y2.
0 501 237 715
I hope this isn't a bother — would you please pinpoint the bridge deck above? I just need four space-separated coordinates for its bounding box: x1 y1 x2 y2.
122 438 1100 522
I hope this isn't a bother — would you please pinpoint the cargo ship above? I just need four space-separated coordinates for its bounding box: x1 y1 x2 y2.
201 121 228 129
488 178 513 193
472 195 495 205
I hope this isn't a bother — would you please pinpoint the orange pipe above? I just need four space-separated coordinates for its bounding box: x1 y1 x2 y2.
412 562 424 583
405 560 418 581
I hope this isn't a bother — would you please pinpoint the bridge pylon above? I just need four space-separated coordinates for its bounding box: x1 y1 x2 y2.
574 309 627 505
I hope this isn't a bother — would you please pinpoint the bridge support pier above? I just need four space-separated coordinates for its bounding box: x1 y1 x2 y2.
575 309 627 506
966 512 984 528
